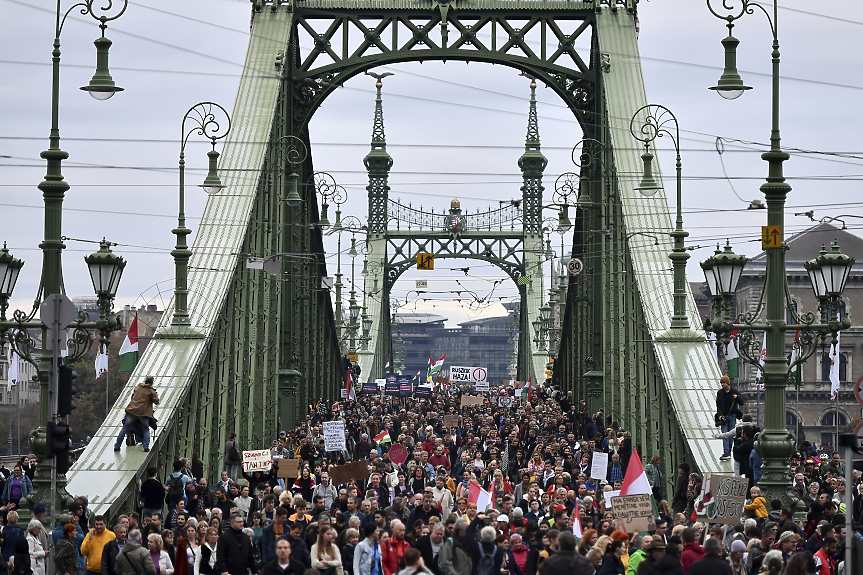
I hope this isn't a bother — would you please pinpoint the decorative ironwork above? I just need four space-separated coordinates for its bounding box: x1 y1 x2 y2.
387 200 520 232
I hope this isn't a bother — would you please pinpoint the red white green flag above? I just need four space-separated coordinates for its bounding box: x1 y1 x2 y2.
119 315 139 372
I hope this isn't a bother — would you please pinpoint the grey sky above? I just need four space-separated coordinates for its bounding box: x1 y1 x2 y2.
1 0 861 328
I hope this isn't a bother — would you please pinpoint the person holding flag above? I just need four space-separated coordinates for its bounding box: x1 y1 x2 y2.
427 354 445 383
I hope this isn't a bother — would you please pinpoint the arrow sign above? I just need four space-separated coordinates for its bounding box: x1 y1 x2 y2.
761 225 782 249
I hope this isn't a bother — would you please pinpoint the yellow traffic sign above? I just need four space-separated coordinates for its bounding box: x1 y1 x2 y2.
761 225 782 248
417 253 434 270
347 354 359 362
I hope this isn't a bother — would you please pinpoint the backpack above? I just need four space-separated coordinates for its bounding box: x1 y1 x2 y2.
166 474 185 502
476 544 494 575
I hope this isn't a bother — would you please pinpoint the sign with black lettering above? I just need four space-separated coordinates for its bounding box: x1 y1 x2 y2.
697 473 748 525
611 494 655 533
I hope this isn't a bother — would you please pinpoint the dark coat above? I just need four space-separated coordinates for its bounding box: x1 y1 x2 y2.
646 554 683 575
672 475 689 514
260 523 286 565
596 553 625 575
536 550 593 575
261 559 306 575
101 539 123 575
686 554 732 575
285 533 311 570
216 527 255 575
413 535 443 575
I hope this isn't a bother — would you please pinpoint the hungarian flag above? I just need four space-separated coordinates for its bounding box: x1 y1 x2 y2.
726 330 739 378
6 341 18 395
468 480 492 512
95 344 109 379
830 322 841 401
788 330 802 388
373 430 391 445
427 354 445 382
620 454 652 496
119 315 139 372
572 500 583 538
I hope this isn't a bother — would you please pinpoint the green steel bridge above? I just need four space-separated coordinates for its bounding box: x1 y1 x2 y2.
67 0 727 516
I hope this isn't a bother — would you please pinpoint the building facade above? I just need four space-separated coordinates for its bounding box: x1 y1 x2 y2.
693 223 863 450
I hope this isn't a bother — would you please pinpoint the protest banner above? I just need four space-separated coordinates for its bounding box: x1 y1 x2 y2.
322 420 346 452
603 489 621 510
340 389 348 399
475 380 489 393
329 460 371 486
443 415 460 428
450 366 488 383
242 449 272 473
397 375 413 397
385 375 399 396
415 385 432 398
460 395 484 407
362 381 378 395
698 473 748 525
590 452 608 482
277 458 300 479
611 493 655 532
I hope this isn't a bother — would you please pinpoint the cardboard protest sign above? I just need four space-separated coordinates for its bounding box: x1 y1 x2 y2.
460 395 484 407
611 493 655 533
277 458 300 479
329 460 371 486
388 444 409 465
242 450 272 472
697 473 748 525
322 420 346 452
443 415 460 428
590 452 608 482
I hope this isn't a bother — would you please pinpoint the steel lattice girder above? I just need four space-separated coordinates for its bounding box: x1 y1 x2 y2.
385 232 525 287
287 1 598 135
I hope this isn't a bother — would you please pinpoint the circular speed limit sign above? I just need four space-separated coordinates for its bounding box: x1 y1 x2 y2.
567 258 583 276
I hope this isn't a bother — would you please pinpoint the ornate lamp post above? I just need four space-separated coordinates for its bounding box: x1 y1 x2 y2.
704 0 855 514
0 0 130 517
629 104 696 337
313 173 347 344
162 102 231 338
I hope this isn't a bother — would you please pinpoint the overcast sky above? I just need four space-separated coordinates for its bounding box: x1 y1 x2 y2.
2 0 862 328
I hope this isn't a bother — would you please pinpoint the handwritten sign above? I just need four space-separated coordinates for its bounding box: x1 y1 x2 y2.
329 460 371 486
388 444 409 465
590 452 608 482
323 420 346 452
611 494 654 533
443 415 460 428
700 473 748 525
242 450 272 473
460 395 484 407
277 458 300 479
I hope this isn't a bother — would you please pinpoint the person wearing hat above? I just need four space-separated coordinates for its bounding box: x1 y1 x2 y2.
715 375 744 461
777 530 800 563
634 535 666 575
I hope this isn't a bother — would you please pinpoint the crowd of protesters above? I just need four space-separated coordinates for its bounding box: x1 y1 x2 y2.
0 376 858 575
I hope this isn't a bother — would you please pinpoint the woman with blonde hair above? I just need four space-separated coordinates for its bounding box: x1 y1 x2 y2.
147 534 174 575
593 535 613 555
194 528 218 575
311 525 343 575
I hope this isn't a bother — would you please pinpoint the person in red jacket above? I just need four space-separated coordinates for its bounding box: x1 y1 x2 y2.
813 537 837 575
381 520 410 575
679 527 705 574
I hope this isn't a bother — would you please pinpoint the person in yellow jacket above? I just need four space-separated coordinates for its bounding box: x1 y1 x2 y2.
744 486 768 519
80 515 115 575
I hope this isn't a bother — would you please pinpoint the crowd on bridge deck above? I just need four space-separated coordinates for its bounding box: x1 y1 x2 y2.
0 377 858 575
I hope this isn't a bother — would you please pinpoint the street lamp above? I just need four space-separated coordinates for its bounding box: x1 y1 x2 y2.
165 102 231 335
704 0 855 514
0 244 24 322
630 104 694 334
278 136 308 208
0 0 130 519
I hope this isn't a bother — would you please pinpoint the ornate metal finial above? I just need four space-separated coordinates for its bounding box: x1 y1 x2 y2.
451 198 460 210
364 71 394 236
518 76 547 236
524 78 541 152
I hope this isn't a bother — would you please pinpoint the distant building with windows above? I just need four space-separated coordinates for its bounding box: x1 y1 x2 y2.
693 223 863 451
0 335 42 406
392 304 519 385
